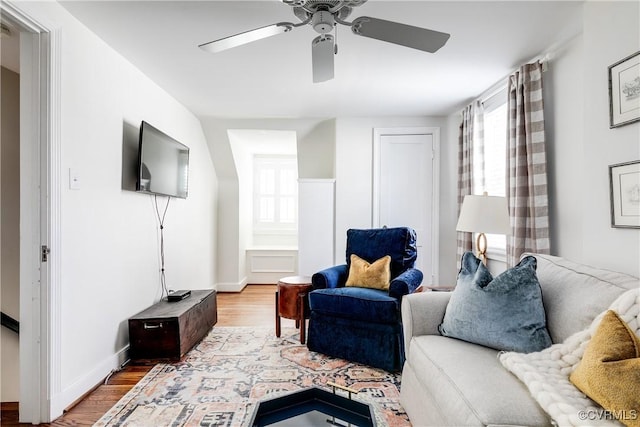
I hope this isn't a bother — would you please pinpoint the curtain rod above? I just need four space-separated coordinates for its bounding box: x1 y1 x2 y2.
474 53 551 107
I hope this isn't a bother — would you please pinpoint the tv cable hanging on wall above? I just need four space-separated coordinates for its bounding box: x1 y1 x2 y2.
154 194 171 300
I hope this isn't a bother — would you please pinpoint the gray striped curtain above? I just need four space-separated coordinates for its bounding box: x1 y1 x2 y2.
506 62 550 266
457 101 483 263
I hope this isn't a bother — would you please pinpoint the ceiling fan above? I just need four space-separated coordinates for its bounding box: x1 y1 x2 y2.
199 0 450 83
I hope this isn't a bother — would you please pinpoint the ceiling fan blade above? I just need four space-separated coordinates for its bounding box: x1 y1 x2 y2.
312 34 335 83
351 16 450 53
199 23 295 54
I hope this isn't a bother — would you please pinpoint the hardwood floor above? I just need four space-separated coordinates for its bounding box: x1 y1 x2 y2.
1 285 294 426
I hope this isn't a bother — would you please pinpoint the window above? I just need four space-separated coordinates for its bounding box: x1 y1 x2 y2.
253 155 298 233
475 90 508 255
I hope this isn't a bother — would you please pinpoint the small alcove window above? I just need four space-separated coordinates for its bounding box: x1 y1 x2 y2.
253 155 298 233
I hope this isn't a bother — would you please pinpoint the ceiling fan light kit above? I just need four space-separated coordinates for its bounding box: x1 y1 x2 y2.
312 34 335 82
199 0 450 82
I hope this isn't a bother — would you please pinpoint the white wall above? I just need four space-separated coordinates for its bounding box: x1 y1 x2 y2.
580 1 639 276
298 179 335 276
545 34 585 263
215 178 241 289
441 113 462 284
297 119 335 180
228 131 253 282
546 1 639 277
15 1 218 418
1 66 20 402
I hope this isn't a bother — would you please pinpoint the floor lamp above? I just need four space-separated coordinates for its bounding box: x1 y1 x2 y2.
456 193 510 265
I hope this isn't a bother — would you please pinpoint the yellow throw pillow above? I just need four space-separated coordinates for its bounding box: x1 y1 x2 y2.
569 310 640 427
345 254 391 291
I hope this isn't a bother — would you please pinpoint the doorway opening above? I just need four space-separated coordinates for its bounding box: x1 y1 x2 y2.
0 11 21 411
0 2 55 423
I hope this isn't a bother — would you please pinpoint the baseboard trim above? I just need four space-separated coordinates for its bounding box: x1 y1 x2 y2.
49 345 129 419
216 277 247 293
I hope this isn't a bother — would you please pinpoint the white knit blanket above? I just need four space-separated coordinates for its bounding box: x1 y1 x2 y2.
499 288 640 427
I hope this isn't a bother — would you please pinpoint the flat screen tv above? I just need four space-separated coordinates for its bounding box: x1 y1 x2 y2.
136 121 189 199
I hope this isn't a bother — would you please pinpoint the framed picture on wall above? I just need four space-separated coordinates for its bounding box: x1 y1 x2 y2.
608 51 640 128
609 160 640 228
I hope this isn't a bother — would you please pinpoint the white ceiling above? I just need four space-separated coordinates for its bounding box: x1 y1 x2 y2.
59 0 584 119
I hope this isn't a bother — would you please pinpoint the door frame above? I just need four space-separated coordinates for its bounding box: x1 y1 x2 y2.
372 127 440 285
1 1 59 422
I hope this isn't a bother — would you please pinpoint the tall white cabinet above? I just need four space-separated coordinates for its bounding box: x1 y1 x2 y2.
298 179 335 277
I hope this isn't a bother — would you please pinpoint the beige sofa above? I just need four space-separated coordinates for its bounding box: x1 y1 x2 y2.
399 253 639 426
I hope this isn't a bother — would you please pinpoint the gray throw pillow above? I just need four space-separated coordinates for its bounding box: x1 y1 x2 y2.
438 252 552 353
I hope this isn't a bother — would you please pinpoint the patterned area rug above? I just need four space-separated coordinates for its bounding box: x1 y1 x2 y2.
95 327 410 426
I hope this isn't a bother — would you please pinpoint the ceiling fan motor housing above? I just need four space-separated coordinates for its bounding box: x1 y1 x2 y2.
290 1 365 25
283 0 367 11
312 10 334 33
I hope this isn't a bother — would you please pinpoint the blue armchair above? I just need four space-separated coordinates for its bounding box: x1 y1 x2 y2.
306 227 423 371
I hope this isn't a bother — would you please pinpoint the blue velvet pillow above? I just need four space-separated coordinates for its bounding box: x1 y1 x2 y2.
438 252 552 353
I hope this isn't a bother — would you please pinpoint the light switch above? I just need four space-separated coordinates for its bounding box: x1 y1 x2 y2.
69 168 81 190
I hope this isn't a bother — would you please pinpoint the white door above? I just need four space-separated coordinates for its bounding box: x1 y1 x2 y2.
373 128 439 285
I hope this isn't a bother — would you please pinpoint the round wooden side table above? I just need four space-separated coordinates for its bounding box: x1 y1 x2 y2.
275 276 313 344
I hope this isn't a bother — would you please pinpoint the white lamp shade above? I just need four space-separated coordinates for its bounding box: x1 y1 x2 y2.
456 195 510 235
